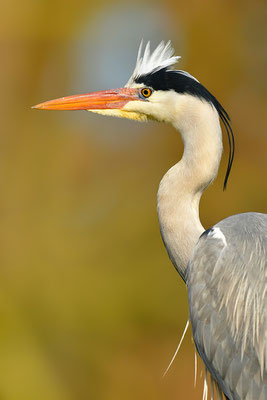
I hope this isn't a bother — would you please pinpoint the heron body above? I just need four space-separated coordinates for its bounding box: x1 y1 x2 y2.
188 213 267 399
34 42 267 399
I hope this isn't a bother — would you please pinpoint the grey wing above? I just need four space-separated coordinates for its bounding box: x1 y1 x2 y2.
187 212 267 400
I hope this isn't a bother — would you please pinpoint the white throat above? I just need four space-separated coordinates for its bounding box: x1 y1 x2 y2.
157 95 223 280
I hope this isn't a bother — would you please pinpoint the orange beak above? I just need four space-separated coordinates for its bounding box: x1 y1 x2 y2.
32 88 140 111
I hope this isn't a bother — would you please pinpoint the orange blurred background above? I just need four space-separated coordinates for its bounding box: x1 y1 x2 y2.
0 0 267 399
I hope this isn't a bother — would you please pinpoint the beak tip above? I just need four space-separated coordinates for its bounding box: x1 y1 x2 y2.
32 102 53 110
32 104 42 109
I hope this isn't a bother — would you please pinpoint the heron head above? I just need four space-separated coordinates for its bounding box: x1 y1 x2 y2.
33 41 234 188
32 41 192 124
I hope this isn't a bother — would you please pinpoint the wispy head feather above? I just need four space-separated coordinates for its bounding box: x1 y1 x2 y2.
126 40 180 86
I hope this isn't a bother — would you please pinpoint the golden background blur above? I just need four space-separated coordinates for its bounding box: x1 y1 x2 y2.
1 0 267 399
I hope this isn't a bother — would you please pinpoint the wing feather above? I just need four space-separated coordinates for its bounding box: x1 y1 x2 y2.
187 213 267 400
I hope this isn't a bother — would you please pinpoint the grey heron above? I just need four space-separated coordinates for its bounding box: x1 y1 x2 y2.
33 41 267 400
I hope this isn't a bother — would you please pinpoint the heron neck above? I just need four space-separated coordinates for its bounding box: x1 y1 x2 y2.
157 100 223 280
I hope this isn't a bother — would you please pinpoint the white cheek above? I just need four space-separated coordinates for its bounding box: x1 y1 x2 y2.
126 91 182 123
123 100 146 112
124 100 159 121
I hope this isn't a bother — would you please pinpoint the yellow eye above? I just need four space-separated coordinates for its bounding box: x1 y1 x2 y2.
140 88 152 98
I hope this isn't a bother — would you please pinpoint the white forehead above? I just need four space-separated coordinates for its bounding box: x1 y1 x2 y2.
126 40 180 86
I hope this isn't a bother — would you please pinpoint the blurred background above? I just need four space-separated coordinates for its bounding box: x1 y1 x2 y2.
1 0 267 399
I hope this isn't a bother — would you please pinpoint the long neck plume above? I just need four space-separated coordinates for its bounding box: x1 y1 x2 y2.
157 96 223 281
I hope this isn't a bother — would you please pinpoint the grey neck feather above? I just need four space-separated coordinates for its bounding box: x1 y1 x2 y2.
157 96 223 280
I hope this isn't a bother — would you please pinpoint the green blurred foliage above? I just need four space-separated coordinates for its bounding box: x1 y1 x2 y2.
0 0 267 399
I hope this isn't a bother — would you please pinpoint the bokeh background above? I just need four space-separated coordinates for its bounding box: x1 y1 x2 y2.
1 0 267 399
